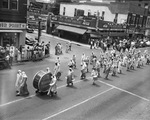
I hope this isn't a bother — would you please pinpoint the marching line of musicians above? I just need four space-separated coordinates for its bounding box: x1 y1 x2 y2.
15 44 150 97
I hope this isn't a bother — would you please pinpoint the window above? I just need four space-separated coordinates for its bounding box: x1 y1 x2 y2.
2 0 9 9
101 11 105 20
74 8 77 16
88 10 91 16
10 0 18 10
114 13 118 23
144 3 148 9
63 7 65 15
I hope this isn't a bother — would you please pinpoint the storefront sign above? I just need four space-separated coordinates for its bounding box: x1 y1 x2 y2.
51 15 93 27
0 22 26 29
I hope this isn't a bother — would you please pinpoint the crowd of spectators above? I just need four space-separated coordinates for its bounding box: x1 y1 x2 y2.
0 39 50 69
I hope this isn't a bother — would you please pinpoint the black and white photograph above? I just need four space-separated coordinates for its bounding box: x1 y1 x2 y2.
0 0 150 119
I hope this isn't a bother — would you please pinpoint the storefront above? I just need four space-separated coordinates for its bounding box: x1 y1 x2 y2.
0 22 26 48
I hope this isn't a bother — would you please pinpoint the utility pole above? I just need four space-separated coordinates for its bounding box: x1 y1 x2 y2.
38 19 41 42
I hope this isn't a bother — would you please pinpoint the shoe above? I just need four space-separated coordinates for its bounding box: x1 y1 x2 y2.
16 93 20 96
92 82 95 85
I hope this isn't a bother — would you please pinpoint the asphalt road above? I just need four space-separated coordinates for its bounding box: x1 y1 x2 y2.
0 32 150 120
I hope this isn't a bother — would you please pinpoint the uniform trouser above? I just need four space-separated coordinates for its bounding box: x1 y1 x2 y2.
9 57 13 66
118 66 122 73
105 70 109 79
47 85 57 95
97 68 100 77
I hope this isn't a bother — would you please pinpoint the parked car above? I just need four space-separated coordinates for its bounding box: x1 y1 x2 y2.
25 37 37 46
27 26 34 33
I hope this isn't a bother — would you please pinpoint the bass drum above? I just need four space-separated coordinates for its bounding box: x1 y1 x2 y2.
33 70 52 92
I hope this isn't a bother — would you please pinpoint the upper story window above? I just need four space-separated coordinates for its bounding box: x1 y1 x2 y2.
88 10 91 16
114 13 118 23
10 0 18 10
74 8 77 16
63 7 65 15
101 11 105 20
2 0 9 9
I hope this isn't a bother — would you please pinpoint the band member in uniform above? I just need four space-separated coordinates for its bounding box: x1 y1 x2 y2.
91 68 98 85
15 70 22 94
105 62 111 79
66 42 69 53
66 67 74 86
84 56 89 72
80 62 87 79
81 53 85 66
47 75 57 96
68 59 74 69
56 57 60 65
117 59 123 74
46 67 51 73
54 62 61 80
112 57 117 76
95 60 101 77
18 71 29 96
72 55 76 69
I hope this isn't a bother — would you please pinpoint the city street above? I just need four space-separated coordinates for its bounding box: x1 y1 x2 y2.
0 32 150 120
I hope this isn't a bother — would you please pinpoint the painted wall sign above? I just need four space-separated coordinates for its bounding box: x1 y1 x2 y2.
0 22 26 29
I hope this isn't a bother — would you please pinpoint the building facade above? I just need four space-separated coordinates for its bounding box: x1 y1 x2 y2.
59 1 148 37
0 0 27 48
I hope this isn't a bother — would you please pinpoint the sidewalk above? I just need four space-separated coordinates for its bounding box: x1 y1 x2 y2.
34 30 90 48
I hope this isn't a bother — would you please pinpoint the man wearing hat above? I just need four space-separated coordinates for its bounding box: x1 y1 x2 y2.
15 70 22 94
80 62 87 79
17 71 29 96
66 67 74 86
91 68 98 85
47 75 57 96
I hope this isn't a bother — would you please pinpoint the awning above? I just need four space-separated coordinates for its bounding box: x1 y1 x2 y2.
57 25 86 34
109 32 126 36
0 30 23 33
90 34 101 38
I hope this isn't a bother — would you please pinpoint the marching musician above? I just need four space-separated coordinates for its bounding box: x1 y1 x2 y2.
80 62 87 79
72 55 76 69
66 67 74 86
95 60 101 77
117 59 123 74
81 53 85 66
84 56 89 72
91 68 98 85
18 71 29 96
68 59 74 69
15 70 22 94
47 75 57 96
54 62 61 79
105 62 111 79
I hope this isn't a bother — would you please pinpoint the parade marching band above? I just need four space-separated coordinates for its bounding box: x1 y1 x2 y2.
15 42 150 97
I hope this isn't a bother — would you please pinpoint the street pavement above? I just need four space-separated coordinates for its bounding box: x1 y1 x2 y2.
0 31 150 120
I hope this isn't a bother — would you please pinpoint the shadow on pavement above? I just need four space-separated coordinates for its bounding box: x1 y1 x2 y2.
36 93 61 100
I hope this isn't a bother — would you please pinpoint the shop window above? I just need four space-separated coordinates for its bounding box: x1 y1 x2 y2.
10 0 18 10
77 9 84 16
2 0 9 9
